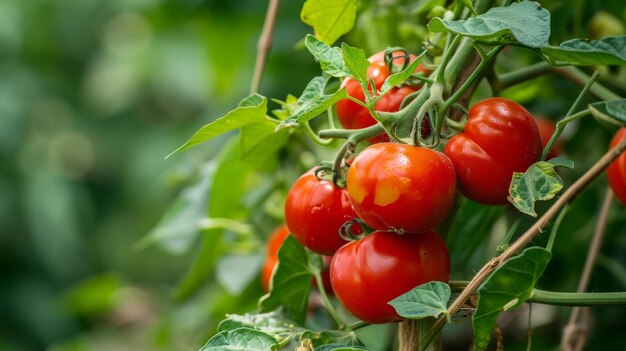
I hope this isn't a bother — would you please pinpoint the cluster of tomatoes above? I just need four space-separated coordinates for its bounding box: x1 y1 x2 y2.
261 49 565 325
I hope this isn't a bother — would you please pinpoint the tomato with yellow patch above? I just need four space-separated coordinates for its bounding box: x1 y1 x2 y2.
346 143 456 233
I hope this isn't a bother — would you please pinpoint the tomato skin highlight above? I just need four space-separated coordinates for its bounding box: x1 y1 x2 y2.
330 230 450 324
444 97 542 205
336 50 430 144
347 143 456 233
285 168 361 255
607 128 626 206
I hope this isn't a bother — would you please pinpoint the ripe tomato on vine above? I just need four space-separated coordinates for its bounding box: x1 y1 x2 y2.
444 97 542 205
336 50 431 143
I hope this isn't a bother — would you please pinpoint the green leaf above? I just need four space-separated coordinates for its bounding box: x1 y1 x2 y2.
301 0 357 45
507 157 575 217
200 327 277 351
166 94 267 158
428 1 550 48
541 36 626 66
341 43 369 83
174 141 254 300
305 35 349 77
472 247 552 351
388 282 451 319
589 98 626 127
301 330 363 349
259 236 320 325
381 52 425 92
219 311 305 344
277 76 348 129
140 163 214 254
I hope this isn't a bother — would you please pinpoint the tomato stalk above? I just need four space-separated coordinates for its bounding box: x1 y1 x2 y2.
562 188 613 350
541 70 599 161
313 269 346 329
545 204 569 253
422 135 626 349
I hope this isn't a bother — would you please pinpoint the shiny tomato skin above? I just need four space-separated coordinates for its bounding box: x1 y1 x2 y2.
285 168 361 255
534 116 562 159
330 230 450 324
347 143 456 232
444 97 542 205
336 51 429 144
607 128 626 206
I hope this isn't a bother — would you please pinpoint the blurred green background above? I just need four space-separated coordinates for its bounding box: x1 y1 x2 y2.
1 0 626 350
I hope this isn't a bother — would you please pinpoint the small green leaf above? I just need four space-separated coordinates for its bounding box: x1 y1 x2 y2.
381 52 425 92
473 247 552 351
388 282 451 319
508 157 575 216
277 76 348 129
302 330 363 348
259 236 320 325
541 36 626 66
301 0 357 45
305 35 349 78
200 327 277 351
428 1 550 48
589 98 626 127
341 43 369 83
167 94 267 158
219 311 305 344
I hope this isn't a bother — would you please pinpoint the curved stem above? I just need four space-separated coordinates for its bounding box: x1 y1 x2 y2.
496 214 522 254
250 0 281 94
303 121 336 147
492 61 553 92
436 35 461 83
318 124 384 140
345 320 369 331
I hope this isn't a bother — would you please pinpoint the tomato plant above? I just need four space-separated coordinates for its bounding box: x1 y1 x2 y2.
347 142 456 233
285 168 361 255
444 97 543 205
534 116 562 159
607 128 626 206
336 50 430 143
330 230 450 324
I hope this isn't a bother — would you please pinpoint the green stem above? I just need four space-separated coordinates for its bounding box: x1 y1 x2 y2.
318 124 384 140
303 121 336 147
439 46 502 129
345 320 369 331
542 109 590 161
326 107 336 129
555 66 621 101
546 204 569 252
529 290 626 306
493 61 553 92
496 215 522 254
314 270 345 328
436 35 461 83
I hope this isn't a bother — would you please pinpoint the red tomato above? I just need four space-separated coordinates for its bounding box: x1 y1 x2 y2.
330 230 450 324
347 143 456 233
285 168 362 255
607 128 626 206
534 116 562 159
444 97 542 205
261 225 290 292
336 50 430 144
260 225 333 294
